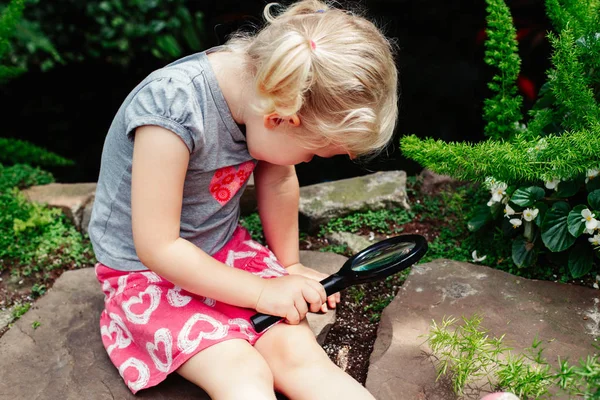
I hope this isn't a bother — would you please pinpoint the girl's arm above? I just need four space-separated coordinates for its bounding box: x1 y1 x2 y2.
253 161 301 267
254 161 341 311
131 125 266 308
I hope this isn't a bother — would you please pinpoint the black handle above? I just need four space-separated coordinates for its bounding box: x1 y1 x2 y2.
250 274 347 333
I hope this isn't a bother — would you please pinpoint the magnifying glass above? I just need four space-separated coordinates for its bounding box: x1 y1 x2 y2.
250 234 428 333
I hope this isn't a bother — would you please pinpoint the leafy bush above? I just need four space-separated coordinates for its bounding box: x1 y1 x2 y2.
400 0 600 278
8 0 207 71
0 163 53 192
0 0 26 81
426 314 600 399
240 212 265 244
0 162 95 275
0 187 95 274
0 138 73 167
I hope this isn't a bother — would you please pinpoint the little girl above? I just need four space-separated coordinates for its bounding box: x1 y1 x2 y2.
89 0 398 398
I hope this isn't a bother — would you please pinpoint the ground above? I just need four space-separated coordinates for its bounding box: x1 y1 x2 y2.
1 176 598 387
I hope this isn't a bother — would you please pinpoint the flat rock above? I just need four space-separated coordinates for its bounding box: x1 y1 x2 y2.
0 251 344 399
299 171 410 233
366 259 600 400
325 231 374 254
22 183 97 232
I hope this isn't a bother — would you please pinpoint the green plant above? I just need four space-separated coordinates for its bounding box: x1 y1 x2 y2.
0 0 26 81
400 0 600 278
425 314 600 399
0 162 96 276
0 163 54 192
0 138 73 168
319 243 349 255
240 212 265 244
31 320 41 329
11 302 30 319
30 283 46 297
319 208 415 237
8 0 207 71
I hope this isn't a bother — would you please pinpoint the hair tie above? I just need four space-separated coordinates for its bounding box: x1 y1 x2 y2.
316 9 325 13
310 40 317 50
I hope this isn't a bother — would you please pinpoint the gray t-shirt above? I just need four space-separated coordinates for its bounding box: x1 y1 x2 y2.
89 47 255 271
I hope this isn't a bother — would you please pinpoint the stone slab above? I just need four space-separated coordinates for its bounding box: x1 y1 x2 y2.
366 259 600 400
325 231 374 254
299 171 409 233
22 183 97 232
0 251 345 399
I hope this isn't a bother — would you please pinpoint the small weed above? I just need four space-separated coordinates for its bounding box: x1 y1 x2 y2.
319 244 349 255
31 283 46 298
425 314 600 399
11 303 30 319
31 320 41 329
319 208 415 237
239 213 264 244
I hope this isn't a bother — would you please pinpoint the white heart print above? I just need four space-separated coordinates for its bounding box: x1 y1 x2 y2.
167 286 192 307
177 314 229 354
122 285 162 325
119 357 150 392
146 328 173 373
101 312 133 355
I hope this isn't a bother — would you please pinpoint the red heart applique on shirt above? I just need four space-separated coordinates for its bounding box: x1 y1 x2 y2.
209 161 255 205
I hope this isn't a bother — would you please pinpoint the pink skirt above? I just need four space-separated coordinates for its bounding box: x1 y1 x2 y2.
95 226 288 393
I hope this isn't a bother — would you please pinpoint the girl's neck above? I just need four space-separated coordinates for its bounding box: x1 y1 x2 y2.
206 50 255 126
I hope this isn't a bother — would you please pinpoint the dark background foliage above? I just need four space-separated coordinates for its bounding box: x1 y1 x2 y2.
0 0 552 186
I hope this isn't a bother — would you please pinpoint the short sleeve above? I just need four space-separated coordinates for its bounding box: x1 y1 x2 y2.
123 77 203 153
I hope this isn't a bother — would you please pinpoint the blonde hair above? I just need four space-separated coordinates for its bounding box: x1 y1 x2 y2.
225 0 399 157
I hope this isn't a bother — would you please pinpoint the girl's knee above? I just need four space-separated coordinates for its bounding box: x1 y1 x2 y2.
257 322 331 371
177 340 275 399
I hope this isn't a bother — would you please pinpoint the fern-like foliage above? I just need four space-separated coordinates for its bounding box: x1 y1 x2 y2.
401 124 600 183
482 0 523 140
401 0 600 184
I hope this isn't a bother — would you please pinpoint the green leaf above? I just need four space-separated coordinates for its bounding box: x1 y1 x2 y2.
533 201 548 227
554 179 581 198
588 190 600 211
567 205 587 237
468 204 492 232
587 178 600 192
568 241 595 278
512 235 538 267
541 202 576 252
511 186 545 207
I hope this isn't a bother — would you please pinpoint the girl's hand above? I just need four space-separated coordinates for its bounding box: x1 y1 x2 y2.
255 275 327 325
286 263 341 313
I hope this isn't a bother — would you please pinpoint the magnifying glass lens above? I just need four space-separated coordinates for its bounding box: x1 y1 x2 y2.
351 242 416 272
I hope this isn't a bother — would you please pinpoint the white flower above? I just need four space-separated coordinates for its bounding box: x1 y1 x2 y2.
522 208 539 222
595 283 599 290
491 182 508 202
585 227 597 235
581 209 599 230
545 177 560 190
487 199 495 207
510 218 523 228
586 169 599 183
471 250 487 263
589 234 600 246
504 204 515 218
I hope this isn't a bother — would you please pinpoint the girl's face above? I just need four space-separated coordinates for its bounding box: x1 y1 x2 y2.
245 113 349 166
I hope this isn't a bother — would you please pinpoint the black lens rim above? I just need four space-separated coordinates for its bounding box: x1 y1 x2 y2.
343 234 428 284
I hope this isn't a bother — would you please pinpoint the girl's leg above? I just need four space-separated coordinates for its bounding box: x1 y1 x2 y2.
254 320 375 400
176 338 277 400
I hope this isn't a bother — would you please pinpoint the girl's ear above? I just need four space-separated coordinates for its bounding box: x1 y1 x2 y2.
264 113 301 129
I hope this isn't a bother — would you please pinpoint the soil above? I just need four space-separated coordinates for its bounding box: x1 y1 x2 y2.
299 218 440 385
